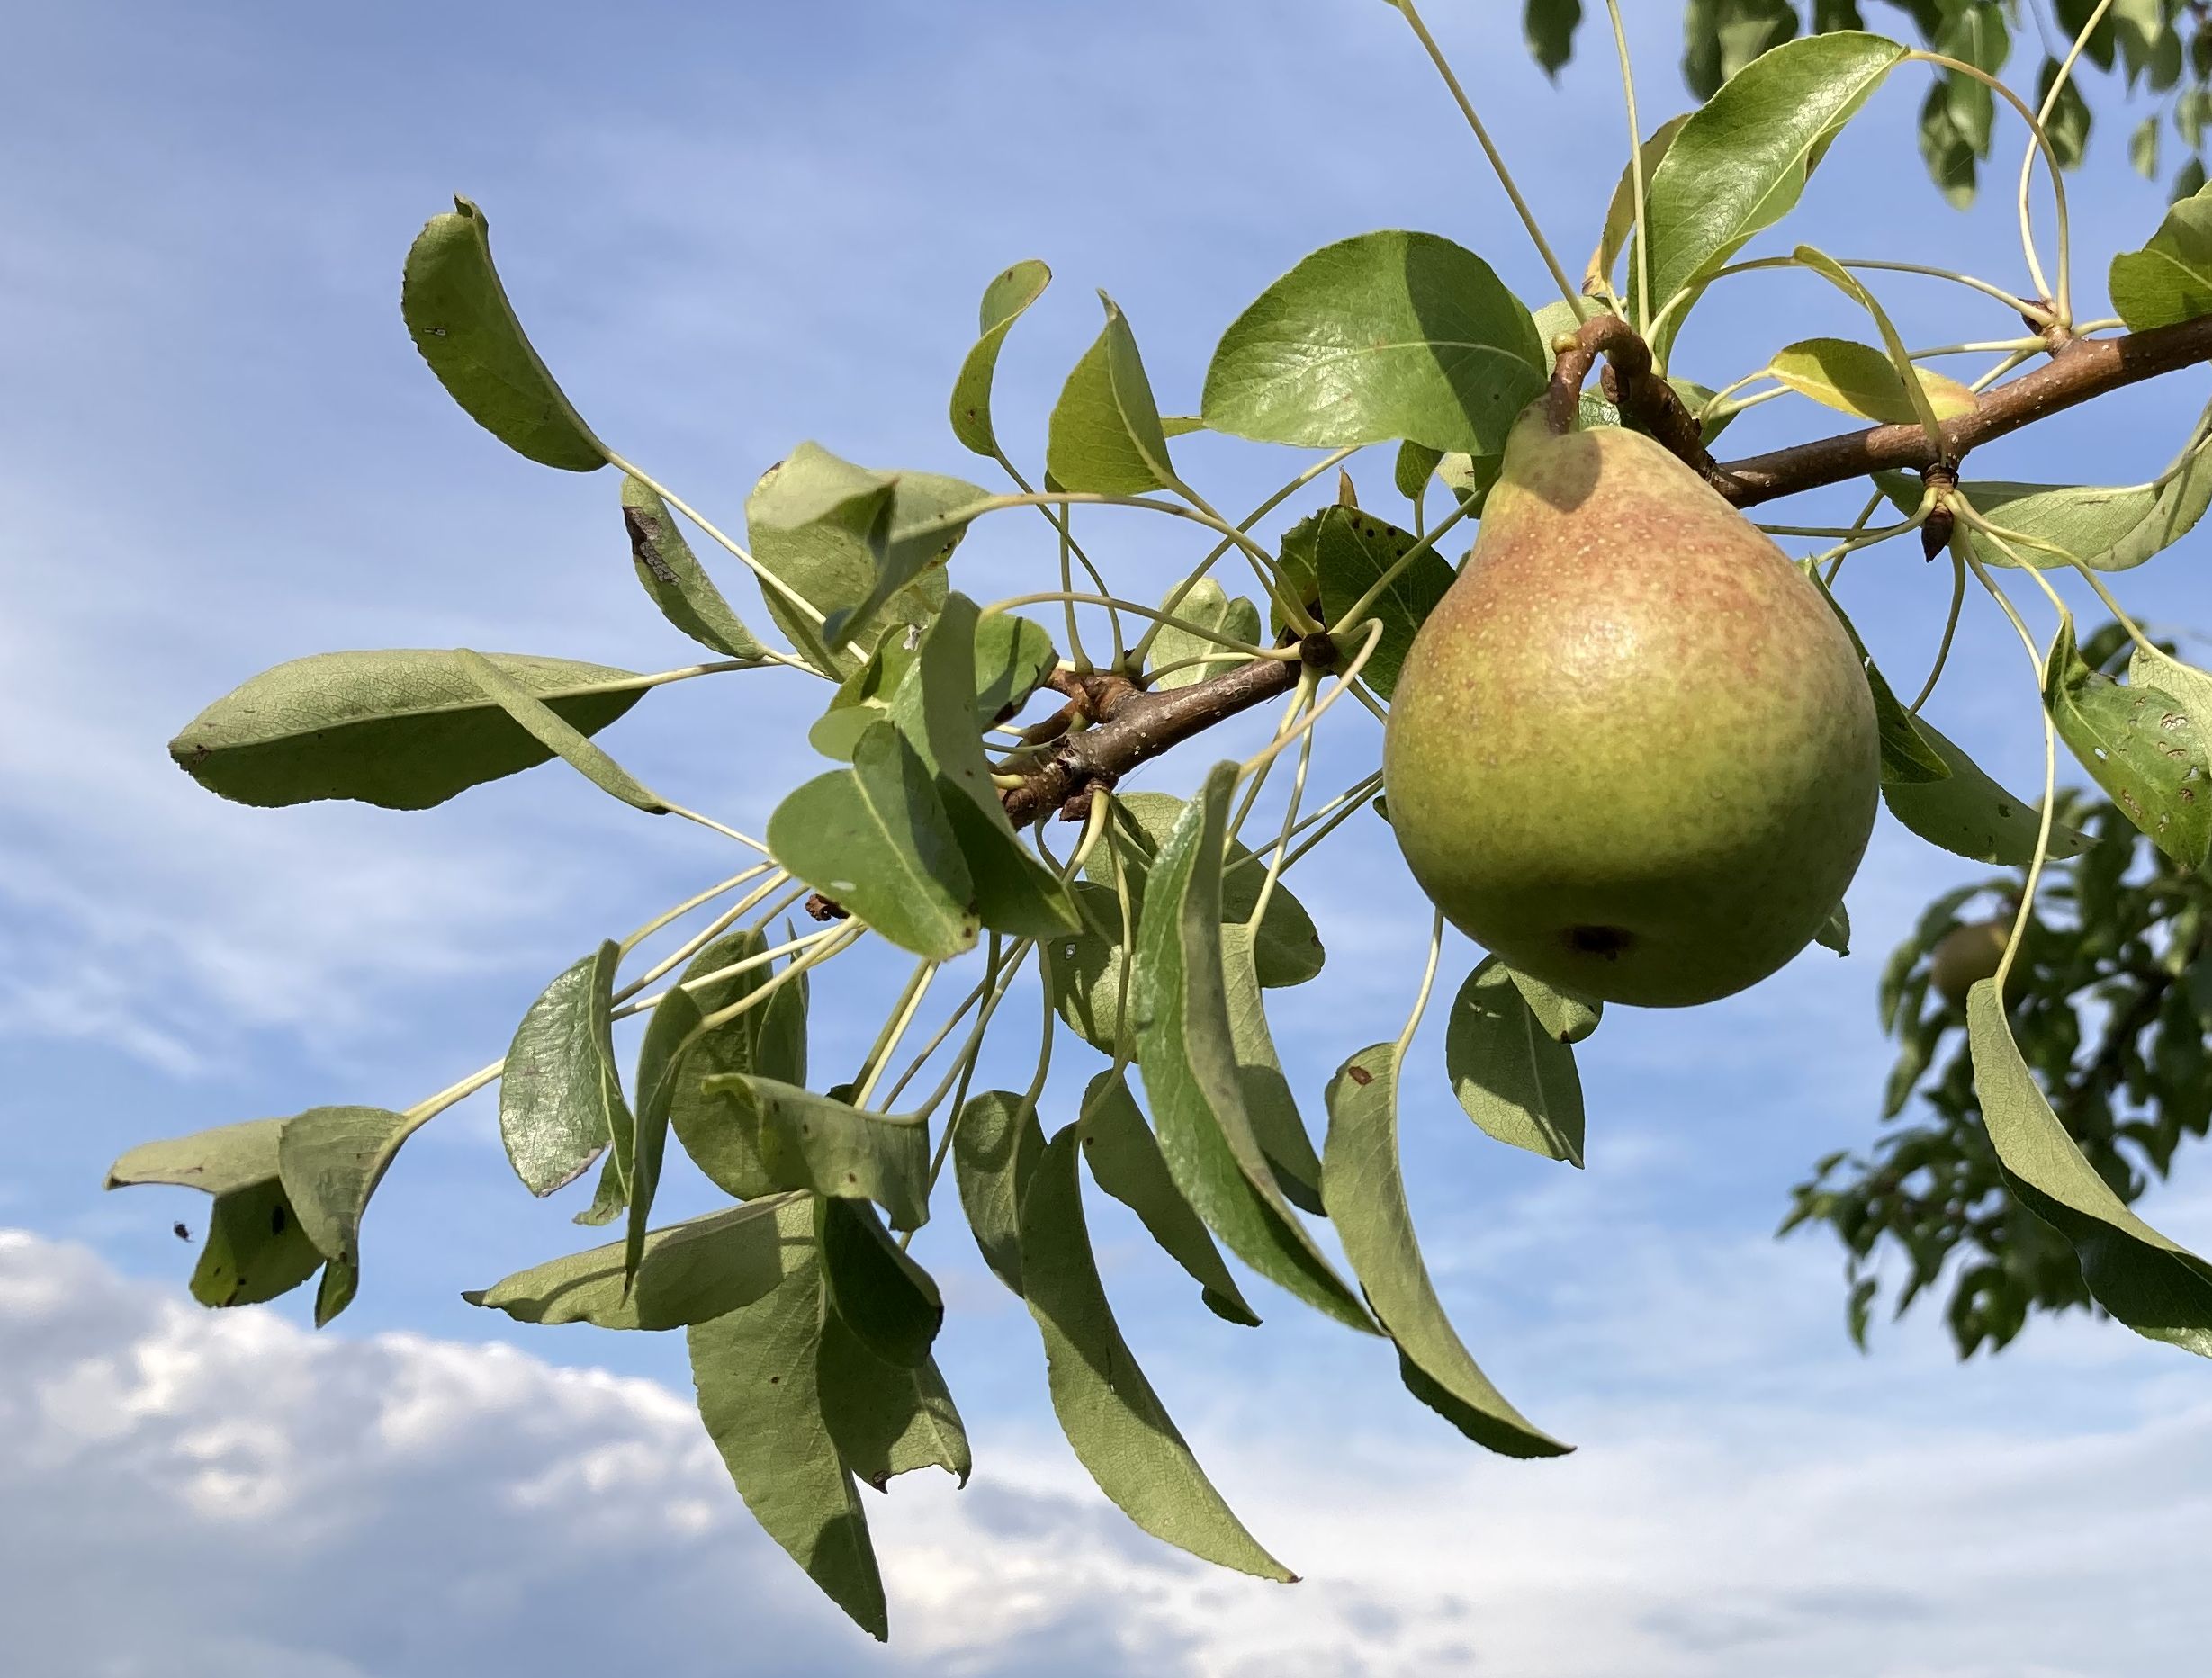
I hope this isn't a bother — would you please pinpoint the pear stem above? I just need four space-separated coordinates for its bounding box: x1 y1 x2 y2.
1547 314 1713 471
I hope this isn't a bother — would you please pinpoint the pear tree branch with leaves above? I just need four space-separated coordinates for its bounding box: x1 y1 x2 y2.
108 3 2212 1641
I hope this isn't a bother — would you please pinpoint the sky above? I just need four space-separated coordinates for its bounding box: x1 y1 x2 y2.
4 2 2212 1674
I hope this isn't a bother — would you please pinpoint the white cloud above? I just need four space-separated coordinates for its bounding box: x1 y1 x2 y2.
5 1225 2207 1678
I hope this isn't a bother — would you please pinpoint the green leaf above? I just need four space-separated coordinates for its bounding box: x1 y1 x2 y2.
1814 899 1851 956
696 1074 931 1231
2133 112 2163 180
1019 1126 1294 1577
106 1118 325 1308
1968 983 2212 1357
2110 176 2212 328
1587 114 1692 294
108 1118 288 1195
887 595 1081 939
274 1105 413 1326
812 612 1055 761
1445 957 1587 1168
1641 32 1905 333
188 1179 327 1309
1503 966 1602 1045
621 985 705 1285
818 1196 942 1368
815 1312 970 1492
1313 506 1452 701
745 443 991 654
1146 579 1261 691
2172 155 2209 205
1042 882 1136 1055
620 476 767 660
2046 618 2212 870
169 651 654 811
1524 0 1582 77
1683 0 1801 100
1220 923 1326 1215
951 1089 1046 1295
664 929 810 1196
499 943 628 1198
2037 58 2092 168
1200 230 1548 458
1767 337 1978 425
1078 1072 1258 1326
400 197 606 471
1097 792 1326 988
1875 421 2212 572
688 1197 887 1640
1322 1043 1571 1457
1394 440 1444 503
768 720 980 960
1128 760 1374 1333
572 1154 626 1226
1882 717 2090 865
1918 80 1980 209
950 258 1051 457
464 1195 801 1329
1866 656 1951 785
1045 292 1180 495
454 648 663 812
1935 4 2005 158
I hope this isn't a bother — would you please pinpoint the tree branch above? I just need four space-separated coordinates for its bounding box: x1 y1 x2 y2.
1713 314 2212 507
1001 652 1309 824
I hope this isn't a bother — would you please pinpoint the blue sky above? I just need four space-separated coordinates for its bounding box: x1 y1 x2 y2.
6 2 2212 1674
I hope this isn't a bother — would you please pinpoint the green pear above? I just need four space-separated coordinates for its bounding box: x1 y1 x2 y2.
1381 408 1878 1007
1930 918 2010 1009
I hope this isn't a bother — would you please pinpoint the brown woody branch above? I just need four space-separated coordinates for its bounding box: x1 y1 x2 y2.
997 311 2212 821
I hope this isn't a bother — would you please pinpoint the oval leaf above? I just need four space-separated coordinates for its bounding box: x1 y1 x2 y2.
695 1074 931 1232
816 1313 970 1492
951 1088 1046 1296
1146 579 1261 691
1768 336 1978 424
1445 957 1586 1168
1201 230 1547 458
1313 506 1452 701
1881 717 2090 866
1019 1126 1294 1578
1323 1043 1571 1458
170 651 655 811
1503 966 1602 1045
2046 618 2212 870
2109 176 2212 329
1045 292 1179 495
499 943 628 1198
818 1196 943 1369
275 1104 415 1325
621 476 767 659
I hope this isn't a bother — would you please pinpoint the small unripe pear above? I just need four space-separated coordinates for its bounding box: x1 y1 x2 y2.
1382 408 1878 1007
1930 919 2010 1009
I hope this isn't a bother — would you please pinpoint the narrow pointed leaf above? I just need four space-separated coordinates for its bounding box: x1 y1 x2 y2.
1046 292 1178 494
621 476 767 659
952 1089 1047 1295
465 1195 801 1329
1445 957 1586 1167
1201 230 1546 458
1079 1072 1258 1326
888 594 1080 938
1325 1043 1571 1457
169 651 654 811
499 943 628 1198
950 258 1051 457
621 986 704 1285
817 1313 970 1491
1768 336 1977 424
688 1197 887 1640
1882 717 2089 865
401 197 606 471
819 1197 942 1368
1867 657 1951 785
1096 792 1326 988
1020 1126 1293 1578
696 1075 931 1231
768 720 980 960
1968 983 2212 1356
2046 619 2212 869
1128 761 1374 1333
107 1118 287 1195
1220 924 1326 1214
455 647 664 812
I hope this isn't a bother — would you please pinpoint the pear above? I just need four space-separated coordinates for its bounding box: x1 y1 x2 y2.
1930 919 2010 1009
1381 408 1878 1008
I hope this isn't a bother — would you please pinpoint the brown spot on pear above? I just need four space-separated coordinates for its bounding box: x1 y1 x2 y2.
1382 407 1878 1007
1930 919 2010 1010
